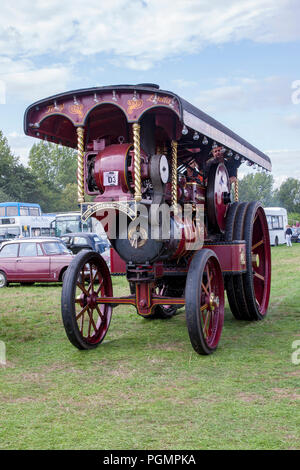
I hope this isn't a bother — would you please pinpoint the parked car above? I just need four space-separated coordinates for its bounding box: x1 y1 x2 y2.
291 228 300 243
0 238 74 288
60 232 109 254
60 232 111 267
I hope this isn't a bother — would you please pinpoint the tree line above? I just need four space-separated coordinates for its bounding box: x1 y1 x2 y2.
238 172 300 221
0 129 78 212
0 129 300 218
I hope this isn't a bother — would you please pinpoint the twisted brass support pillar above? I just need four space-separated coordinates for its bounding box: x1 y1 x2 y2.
234 172 239 202
171 140 178 208
76 127 85 204
133 123 142 202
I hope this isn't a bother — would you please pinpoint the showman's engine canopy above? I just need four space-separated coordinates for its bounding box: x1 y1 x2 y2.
24 84 272 355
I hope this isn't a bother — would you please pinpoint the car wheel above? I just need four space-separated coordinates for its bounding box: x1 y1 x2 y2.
61 269 67 283
0 271 8 288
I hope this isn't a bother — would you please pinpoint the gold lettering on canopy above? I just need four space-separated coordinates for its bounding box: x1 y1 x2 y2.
127 99 143 115
147 95 172 105
69 104 84 118
46 104 64 113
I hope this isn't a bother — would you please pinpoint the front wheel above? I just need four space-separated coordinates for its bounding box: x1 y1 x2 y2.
185 249 224 355
0 271 8 288
61 250 113 350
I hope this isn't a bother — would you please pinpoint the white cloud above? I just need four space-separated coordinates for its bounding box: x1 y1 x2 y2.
0 56 72 102
6 132 33 164
238 148 300 188
267 149 300 186
172 79 198 89
0 0 299 71
193 76 291 112
283 113 300 128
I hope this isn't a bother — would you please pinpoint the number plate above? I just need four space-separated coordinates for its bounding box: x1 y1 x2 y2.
103 171 119 186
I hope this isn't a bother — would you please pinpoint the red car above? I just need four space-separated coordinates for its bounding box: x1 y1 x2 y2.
0 238 73 287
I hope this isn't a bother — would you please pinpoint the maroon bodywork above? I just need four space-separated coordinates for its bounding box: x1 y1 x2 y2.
110 248 126 275
0 240 73 284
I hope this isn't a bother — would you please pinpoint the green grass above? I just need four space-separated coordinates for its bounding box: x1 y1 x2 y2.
0 244 300 450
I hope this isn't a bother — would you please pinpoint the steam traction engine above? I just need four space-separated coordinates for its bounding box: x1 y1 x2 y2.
24 84 271 355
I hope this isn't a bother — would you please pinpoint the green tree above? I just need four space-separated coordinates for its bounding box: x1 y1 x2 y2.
58 183 79 212
238 172 274 206
28 141 77 190
277 178 300 213
0 188 12 202
0 129 20 196
27 141 78 212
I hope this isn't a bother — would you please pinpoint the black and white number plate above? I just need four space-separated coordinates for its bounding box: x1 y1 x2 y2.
103 171 119 186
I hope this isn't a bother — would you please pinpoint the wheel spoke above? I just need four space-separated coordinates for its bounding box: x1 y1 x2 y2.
254 271 265 282
76 280 89 296
206 265 212 293
95 304 104 321
203 311 211 338
87 309 92 337
87 308 98 335
76 304 89 321
200 303 208 312
252 239 264 251
87 264 98 293
79 311 84 334
202 283 209 297
96 280 104 295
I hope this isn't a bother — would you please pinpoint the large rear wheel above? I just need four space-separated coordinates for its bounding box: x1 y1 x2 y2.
225 201 271 321
185 249 224 355
225 202 249 320
242 202 271 320
61 250 113 350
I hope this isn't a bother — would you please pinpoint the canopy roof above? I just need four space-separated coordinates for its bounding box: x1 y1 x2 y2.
24 83 271 171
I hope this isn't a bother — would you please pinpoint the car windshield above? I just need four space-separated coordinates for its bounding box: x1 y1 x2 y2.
42 241 70 255
0 227 20 239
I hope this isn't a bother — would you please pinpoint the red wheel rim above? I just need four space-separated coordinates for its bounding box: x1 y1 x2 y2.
199 257 224 348
75 260 112 345
251 207 271 316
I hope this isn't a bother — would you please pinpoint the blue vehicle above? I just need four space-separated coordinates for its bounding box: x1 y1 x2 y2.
0 202 54 239
60 232 110 255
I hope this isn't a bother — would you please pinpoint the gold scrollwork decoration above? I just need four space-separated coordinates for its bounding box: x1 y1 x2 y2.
81 201 137 222
77 127 85 204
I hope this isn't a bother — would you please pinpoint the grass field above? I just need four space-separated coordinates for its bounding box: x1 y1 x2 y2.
0 244 300 450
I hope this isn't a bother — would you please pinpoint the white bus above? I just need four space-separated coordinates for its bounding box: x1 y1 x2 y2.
51 212 106 238
0 202 55 241
264 207 288 246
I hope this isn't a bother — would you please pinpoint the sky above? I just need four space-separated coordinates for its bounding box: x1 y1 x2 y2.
0 0 299 187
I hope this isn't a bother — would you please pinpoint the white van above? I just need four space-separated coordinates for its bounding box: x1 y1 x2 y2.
264 207 288 246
